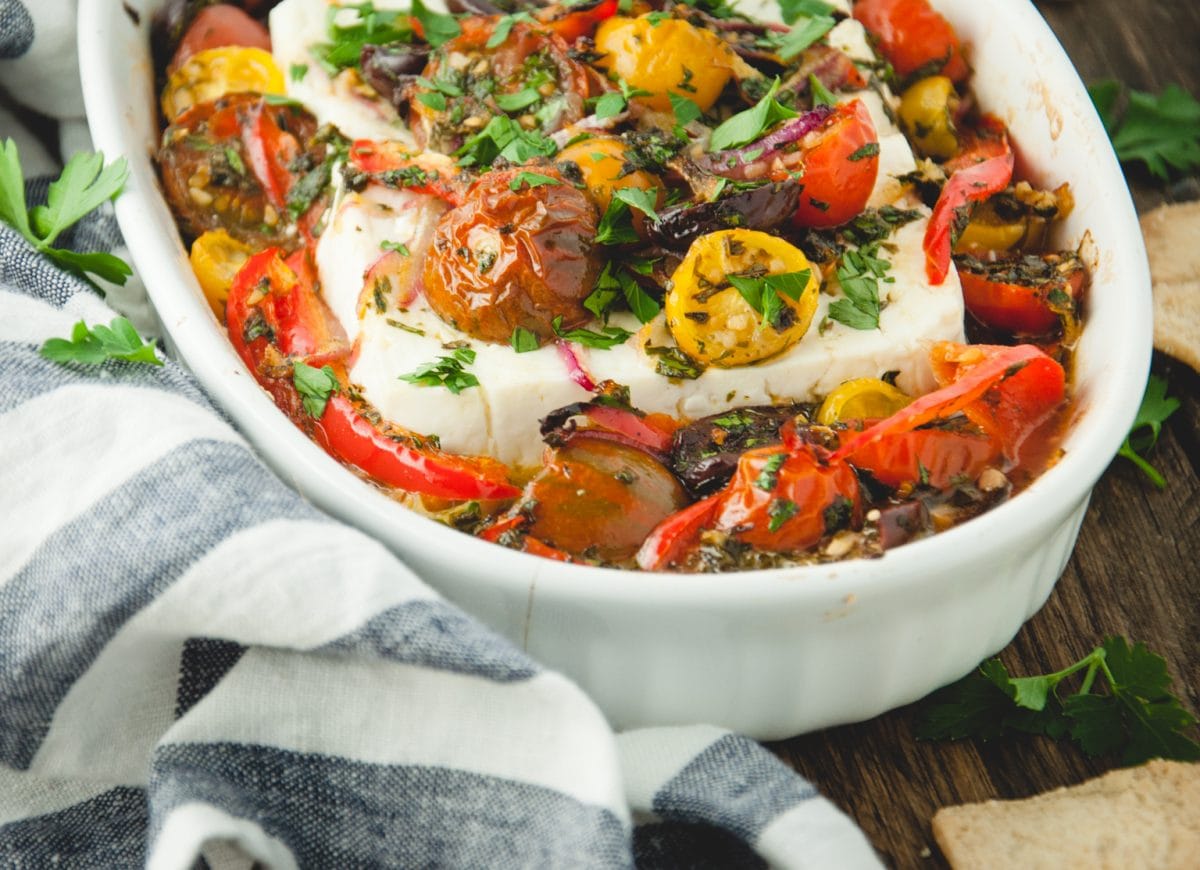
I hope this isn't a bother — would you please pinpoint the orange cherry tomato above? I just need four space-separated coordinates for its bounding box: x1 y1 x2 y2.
853 0 969 84
792 99 880 228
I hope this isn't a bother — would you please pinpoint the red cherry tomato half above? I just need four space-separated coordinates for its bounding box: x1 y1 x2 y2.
170 5 272 72
957 251 1086 335
853 0 969 83
348 141 465 205
792 99 880 229
713 445 862 554
636 494 722 571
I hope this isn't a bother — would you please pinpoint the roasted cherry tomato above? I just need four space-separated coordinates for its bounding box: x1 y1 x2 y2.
347 140 465 204
518 436 688 562
665 229 820 367
189 229 253 319
853 0 969 84
410 18 591 153
898 75 959 159
536 0 619 43
423 167 601 344
845 427 1000 489
159 93 324 247
714 445 862 554
956 251 1087 335
161 46 284 121
169 4 272 72
792 99 880 228
593 14 738 113
556 136 662 216
225 248 519 501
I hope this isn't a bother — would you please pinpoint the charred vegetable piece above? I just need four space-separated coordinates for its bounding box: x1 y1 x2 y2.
422 166 601 343
409 17 590 153
954 182 1075 255
359 43 432 112
159 93 324 248
670 405 807 498
520 436 688 562
955 251 1087 336
649 181 800 251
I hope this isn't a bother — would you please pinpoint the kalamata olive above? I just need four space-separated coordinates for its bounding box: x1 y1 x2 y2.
670 405 808 498
359 43 431 112
649 181 800 250
874 500 930 550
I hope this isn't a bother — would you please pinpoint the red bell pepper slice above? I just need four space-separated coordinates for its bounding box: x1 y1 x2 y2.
536 0 618 43
844 428 1000 490
314 396 520 501
635 494 722 571
832 342 1066 468
924 119 1014 285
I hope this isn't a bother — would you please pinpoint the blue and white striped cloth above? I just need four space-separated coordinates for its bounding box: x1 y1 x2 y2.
0 1 882 865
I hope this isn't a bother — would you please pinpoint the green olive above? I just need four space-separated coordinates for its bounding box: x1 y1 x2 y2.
899 76 960 160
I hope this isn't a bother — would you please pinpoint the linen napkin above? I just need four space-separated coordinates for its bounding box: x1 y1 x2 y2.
0 2 882 866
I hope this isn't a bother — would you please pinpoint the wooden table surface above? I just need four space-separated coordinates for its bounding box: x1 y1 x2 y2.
769 2 1200 866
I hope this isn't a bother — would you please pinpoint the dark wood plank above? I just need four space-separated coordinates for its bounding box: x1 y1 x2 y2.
769 3 1200 866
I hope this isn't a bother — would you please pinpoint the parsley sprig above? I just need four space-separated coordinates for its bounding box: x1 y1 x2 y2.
727 270 811 331
399 347 480 394
708 79 798 152
1089 81 1200 180
293 361 339 418
1118 374 1179 488
916 636 1200 766
0 140 132 286
829 243 892 330
39 317 161 367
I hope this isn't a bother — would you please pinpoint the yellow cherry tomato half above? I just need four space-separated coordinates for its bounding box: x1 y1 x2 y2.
816 378 912 425
190 229 254 319
898 75 959 160
665 229 819 368
593 15 736 113
557 136 662 213
161 46 285 121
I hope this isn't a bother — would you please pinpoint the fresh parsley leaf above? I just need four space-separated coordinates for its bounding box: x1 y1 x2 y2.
809 74 838 108
727 270 810 331
708 78 798 152
777 0 834 25
495 87 541 112
595 197 639 245
293 361 339 417
1089 81 1200 180
455 115 557 167
290 63 309 82
0 140 133 286
669 92 702 128
586 262 661 324
644 342 702 379
611 186 659 222
1118 374 1179 488
380 240 411 255
510 326 539 352
829 243 891 330
40 317 161 367
399 346 480 394
775 14 836 62
312 1 413 74
916 636 1200 766
508 171 560 191
416 91 447 111
767 498 798 532
754 452 788 491
552 316 633 349
593 91 627 120
487 11 533 48
411 0 461 48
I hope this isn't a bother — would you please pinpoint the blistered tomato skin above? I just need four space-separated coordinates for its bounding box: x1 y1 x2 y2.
422 167 602 344
410 19 591 154
665 229 820 367
593 15 737 113
792 100 880 228
853 0 969 84
159 93 322 248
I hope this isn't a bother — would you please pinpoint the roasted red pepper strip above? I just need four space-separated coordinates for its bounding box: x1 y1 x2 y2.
348 140 465 204
832 342 1065 467
313 396 521 501
844 428 1000 489
635 494 722 571
924 120 1014 285
479 514 573 560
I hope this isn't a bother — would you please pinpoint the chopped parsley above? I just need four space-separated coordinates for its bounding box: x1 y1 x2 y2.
380 240 410 256
828 243 893 330
772 13 836 62
644 343 702 379
411 0 461 48
809 74 838 108
777 0 835 25
591 77 653 120
754 452 788 491
510 326 539 353
848 142 881 161
767 498 799 533
293 361 339 418
399 346 480 394
708 78 798 152
455 115 557 168
487 11 534 48
726 270 811 331
552 317 633 349
312 1 414 74
508 171 560 191
289 63 309 82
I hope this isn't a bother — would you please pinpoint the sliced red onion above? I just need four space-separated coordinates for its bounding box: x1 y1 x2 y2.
556 340 596 392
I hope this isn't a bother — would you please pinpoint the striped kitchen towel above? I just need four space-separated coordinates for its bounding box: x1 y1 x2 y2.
0 174 880 869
